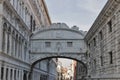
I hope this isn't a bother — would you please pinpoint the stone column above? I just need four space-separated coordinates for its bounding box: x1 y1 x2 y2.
9 34 12 56
21 70 23 80
13 39 15 57
0 65 1 79
0 0 4 52
5 32 7 54
27 72 29 80
3 66 6 80
16 69 19 80
18 70 21 80
8 68 11 80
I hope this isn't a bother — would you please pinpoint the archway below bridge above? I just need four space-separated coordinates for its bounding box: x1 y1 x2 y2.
28 56 87 80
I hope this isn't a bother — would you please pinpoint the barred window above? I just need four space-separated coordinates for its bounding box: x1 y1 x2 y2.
109 51 113 64
99 31 103 40
108 20 112 32
45 42 51 47
100 56 103 66
93 38 96 46
67 42 73 47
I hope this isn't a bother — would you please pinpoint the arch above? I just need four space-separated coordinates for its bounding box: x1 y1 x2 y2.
28 55 87 80
3 23 7 31
12 30 15 37
16 34 18 40
8 26 11 33
18 36 21 42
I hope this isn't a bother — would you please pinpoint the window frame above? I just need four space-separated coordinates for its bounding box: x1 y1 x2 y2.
45 42 51 48
67 42 73 47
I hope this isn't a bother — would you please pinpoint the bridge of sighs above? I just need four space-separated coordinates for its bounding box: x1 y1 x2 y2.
29 23 87 79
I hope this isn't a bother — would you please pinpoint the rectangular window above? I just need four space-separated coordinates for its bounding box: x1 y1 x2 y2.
93 38 96 46
94 59 96 70
67 42 73 47
108 20 112 32
30 15 33 31
45 42 51 47
109 51 113 64
33 20 36 31
99 31 103 40
100 56 103 66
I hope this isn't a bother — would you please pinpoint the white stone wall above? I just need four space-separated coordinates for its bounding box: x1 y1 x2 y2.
85 0 120 79
0 0 53 80
33 59 57 80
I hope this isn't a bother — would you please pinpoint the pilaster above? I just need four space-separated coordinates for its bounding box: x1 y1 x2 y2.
3 66 6 80
0 0 4 52
18 70 21 80
8 68 11 80
9 34 12 56
0 65 1 79
21 70 24 80
16 69 18 80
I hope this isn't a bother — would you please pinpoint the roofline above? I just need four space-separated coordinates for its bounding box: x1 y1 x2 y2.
41 0 52 24
31 28 85 38
84 0 120 41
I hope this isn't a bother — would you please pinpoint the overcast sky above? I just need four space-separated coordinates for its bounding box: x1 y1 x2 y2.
45 0 108 31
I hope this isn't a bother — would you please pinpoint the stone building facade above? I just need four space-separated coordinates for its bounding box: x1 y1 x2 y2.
85 0 120 79
75 62 87 80
0 0 57 80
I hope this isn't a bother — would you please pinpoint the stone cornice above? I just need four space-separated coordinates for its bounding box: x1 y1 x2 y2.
85 0 120 41
0 51 30 69
41 0 51 24
32 28 85 38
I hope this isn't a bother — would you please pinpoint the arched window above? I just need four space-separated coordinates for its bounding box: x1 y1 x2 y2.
12 30 15 56
24 42 27 60
21 39 24 59
14 70 16 80
2 23 7 51
25 7 27 22
18 36 21 58
23 71 27 80
6 68 8 80
3 23 7 31
7 27 11 53
15 34 18 57
1 67 4 80
10 69 13 80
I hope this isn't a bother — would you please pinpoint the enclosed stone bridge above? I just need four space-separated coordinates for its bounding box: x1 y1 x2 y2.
29 23 87 79
30 23 87 63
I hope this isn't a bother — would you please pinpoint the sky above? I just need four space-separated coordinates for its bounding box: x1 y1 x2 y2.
58 58 72 67
45 0 108 31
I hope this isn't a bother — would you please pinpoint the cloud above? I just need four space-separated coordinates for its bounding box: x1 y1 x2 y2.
76 0 107 14
45 0 108 31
